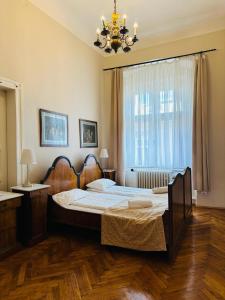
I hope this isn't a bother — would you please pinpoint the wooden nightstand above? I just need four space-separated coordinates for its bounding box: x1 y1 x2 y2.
103 169 116 181
0 192 22 258
11 184 50 247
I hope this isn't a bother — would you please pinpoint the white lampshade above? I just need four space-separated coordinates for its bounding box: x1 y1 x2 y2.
21 149 36 165
100 148 109 159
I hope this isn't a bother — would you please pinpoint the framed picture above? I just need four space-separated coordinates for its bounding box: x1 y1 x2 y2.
39 109 68 147
79 119 98 148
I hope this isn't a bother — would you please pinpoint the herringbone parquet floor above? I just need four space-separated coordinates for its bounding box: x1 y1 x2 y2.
0 207 225 300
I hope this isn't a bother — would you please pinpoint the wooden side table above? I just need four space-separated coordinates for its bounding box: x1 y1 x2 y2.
0 192 22 258
103 169 116 181
11 184 50 246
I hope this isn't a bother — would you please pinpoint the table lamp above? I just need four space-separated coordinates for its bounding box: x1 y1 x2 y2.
21 149 36 187
100 148 109 169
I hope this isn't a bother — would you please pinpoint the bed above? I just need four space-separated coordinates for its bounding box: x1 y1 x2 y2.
41 154 192 260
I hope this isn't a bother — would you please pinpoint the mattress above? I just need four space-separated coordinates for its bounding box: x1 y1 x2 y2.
53 189 168 215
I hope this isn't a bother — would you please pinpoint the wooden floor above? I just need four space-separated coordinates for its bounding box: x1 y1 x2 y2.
0 207 225 300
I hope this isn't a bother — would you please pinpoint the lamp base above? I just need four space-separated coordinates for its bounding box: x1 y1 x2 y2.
100 158 108 170
23 164 33 188
22 183 33 188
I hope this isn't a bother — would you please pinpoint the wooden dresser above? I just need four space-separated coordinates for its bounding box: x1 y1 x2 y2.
11 184 50 247
0 192 22 258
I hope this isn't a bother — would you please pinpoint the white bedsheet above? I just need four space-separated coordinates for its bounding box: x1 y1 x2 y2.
53 189 168 213
69 192 126 210
87 185 168 199
53 191 129 213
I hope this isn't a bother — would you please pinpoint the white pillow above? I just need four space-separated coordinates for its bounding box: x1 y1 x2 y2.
53 189 89 205
86 178 116 190
152 186 168 194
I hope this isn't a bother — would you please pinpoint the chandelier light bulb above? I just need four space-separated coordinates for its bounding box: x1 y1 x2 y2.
127 36 132 43
96 28 101 35
134 22 138 35
101 16 106 27
123 14 127 26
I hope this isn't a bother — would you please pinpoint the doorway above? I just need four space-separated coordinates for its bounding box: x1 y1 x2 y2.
0 78 22 191
0 90 7 190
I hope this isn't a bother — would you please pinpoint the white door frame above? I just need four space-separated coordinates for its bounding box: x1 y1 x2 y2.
0 77 23 189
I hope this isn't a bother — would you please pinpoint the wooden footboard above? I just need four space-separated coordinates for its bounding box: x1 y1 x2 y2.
167 168 192 260
167 173 185 260
183 167 192 222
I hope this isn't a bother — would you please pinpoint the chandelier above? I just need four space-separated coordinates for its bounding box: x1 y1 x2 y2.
94 0 139 54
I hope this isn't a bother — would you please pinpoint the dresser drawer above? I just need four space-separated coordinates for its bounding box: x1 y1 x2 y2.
0 198 21 212
0 195 21 258
0 209 16 230
0 228 17 253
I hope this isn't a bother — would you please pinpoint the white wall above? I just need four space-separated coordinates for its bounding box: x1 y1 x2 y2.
0 0 102 182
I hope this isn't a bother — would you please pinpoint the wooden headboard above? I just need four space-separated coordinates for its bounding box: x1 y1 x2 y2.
41 156 79 195
79 154 103 189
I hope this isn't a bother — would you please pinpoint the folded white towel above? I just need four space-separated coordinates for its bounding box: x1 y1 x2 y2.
152 186 168 194
128 199 153 209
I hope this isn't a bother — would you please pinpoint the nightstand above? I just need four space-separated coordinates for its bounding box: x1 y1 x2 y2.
103 169 116 181
11 184 50 246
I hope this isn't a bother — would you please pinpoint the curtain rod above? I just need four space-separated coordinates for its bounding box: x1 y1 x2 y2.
103 48 217 71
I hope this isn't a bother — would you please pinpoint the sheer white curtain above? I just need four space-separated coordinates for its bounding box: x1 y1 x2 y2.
124 57 195 170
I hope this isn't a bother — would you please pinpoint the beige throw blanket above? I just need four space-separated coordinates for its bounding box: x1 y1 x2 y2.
101 197 167 251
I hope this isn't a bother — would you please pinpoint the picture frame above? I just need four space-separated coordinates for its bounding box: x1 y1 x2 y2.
79 119 98 148
39 109 69 147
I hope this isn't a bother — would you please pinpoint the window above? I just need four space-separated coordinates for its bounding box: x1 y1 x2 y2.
124 57 195 170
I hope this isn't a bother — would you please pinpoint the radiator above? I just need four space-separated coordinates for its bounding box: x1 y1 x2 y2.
137 169 171 189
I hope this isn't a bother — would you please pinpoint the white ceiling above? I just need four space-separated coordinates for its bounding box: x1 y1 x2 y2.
29 0 225 55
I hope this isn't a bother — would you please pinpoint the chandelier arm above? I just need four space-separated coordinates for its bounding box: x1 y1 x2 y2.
120 34 126 42
99 38 108 49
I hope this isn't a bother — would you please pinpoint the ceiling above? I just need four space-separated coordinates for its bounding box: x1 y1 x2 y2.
29 0 225 55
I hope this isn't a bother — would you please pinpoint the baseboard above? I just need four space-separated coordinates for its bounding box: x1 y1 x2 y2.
195 204 225 210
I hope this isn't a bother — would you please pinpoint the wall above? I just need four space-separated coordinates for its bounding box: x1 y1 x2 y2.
102 30 225 208
0 0 102 183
